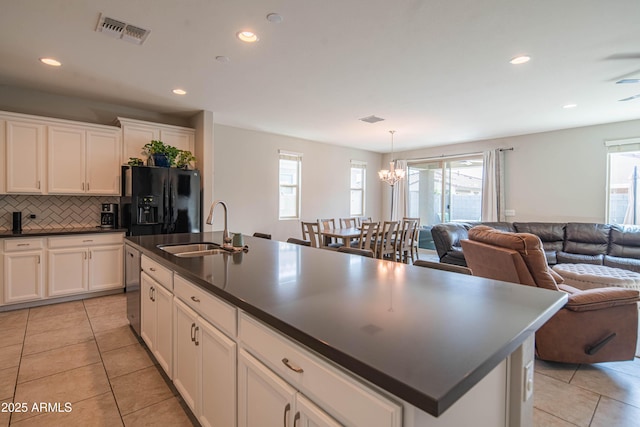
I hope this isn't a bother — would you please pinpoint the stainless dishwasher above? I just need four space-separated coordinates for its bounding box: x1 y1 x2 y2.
125 243 141 336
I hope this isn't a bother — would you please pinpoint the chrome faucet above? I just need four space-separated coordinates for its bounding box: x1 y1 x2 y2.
206 200 232 248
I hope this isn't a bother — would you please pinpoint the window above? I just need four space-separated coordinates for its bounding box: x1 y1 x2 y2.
407 155 484 229
350 160 366 216
279 151 302 220
606 138 640 225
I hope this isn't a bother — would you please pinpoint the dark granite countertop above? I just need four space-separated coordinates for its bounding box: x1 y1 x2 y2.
0 227 127 238
126 232 567 417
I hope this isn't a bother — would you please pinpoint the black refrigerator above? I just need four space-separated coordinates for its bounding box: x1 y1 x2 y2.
120 166 201 236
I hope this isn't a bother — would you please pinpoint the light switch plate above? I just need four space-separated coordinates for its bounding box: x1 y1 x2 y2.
505 209 516 217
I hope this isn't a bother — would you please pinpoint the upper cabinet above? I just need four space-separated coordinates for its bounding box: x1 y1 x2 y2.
5 119 46 194
48 124 121 195
118 117 195 166
0 111 122 196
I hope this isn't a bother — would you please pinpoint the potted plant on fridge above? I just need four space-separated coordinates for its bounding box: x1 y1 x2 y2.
142 140 180 167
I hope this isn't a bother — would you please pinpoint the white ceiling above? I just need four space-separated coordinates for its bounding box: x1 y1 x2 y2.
1 0 640 152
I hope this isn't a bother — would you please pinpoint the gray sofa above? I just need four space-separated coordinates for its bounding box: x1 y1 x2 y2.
431 222 640 273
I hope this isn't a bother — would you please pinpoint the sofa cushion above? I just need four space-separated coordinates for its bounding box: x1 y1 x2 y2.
556 252 604 265
560 285 640 312
467 225 559 290
472 222 516 232
430 222 471 259
563 223 611 255
608 225 640 259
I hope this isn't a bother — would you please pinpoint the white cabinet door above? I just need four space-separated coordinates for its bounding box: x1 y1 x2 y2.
173 298 198 412
6 120 45 193
3 251 44 303
48 248 87 297
47 125 85 194
88 245 123 291
140 272 157 350
160 128 194 154
238 349 297 427
199 317 236 427
122 124 158 164
296 394 342 427
154 283 173 378
86 130 120 194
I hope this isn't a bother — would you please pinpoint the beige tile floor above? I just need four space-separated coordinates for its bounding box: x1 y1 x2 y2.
0 293 196 427
1 291 640 426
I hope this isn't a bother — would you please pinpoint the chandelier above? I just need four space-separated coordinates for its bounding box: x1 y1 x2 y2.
378 130 405 186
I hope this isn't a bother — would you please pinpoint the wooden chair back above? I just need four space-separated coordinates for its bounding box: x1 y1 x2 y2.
301 221 321 248
340 217 358 228
377 221 399 259
356 222 379 257
397 219 418 263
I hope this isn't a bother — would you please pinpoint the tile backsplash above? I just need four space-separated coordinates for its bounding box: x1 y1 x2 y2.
0 195 119 231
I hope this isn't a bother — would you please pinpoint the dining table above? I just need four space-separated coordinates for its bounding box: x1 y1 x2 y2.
319 227 361 246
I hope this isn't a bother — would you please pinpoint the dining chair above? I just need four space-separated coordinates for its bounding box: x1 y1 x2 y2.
352 222 379 258
301 221 322 248
376 221 399 260
396 218 418 263
340 217 358 228
403 217 421 262
287 237 311 246
356 216 372 227
337 246 374 258
317 218 341 248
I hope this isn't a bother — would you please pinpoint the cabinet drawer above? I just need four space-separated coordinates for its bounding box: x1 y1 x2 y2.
4 238 45 252
239 313 402 427
174 275 236 338
141 255 173 290
48 233 124 249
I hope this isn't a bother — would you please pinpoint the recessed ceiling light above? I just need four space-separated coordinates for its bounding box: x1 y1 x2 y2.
562 103 577 109
215 55 230 63
237 31 259 43
172 89 187 95
509 55 531 65
40 57 61 67
266 13 283 24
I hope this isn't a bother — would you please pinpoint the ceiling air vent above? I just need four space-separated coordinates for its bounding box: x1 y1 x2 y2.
359 115 385 124
96 14 150 45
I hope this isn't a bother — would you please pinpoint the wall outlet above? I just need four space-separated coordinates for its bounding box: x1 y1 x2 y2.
505 209 516 217
29 214 36 219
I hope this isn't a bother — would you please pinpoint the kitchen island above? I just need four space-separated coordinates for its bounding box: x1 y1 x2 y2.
126 232 567 427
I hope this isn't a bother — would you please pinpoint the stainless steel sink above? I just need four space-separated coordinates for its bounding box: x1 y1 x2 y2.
157 242 228 257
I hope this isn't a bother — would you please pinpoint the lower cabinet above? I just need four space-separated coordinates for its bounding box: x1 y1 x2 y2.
3 238 45 304
238 349 341 427
141 272 173 377
173 297 236 427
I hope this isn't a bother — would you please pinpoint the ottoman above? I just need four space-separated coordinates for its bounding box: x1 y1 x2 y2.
552 263 640 291
551 263 640 357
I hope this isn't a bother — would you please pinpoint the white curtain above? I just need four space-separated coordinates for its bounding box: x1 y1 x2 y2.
391 159 408 221
481 149 505 221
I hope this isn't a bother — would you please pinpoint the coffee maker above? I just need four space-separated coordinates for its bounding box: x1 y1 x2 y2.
100 203 118 228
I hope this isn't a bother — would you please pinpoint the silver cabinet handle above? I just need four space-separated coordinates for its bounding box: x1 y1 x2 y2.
282 358 304 373
37 180 40 189
149 267 156 272
194 326 200 346
82 239 93 243
37 255 40 264
82 182 84 190
283 403 291 427
87 182 90 191
17 243 29 247
293 412 300 427
190 296 200 303
190 323 196 342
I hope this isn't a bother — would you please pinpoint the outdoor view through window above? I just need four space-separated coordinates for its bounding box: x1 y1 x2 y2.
407 156 483 248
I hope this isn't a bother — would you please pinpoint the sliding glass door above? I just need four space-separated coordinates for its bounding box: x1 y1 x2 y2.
407 156 484 247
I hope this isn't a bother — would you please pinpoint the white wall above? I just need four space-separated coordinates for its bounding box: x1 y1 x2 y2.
388 118 640 223
212 125 383 241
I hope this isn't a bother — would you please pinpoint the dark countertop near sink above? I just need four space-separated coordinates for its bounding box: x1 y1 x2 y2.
126 232 567 417
0 227 128 238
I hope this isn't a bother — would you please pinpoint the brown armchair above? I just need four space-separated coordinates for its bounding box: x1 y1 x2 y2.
461 225 639 364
